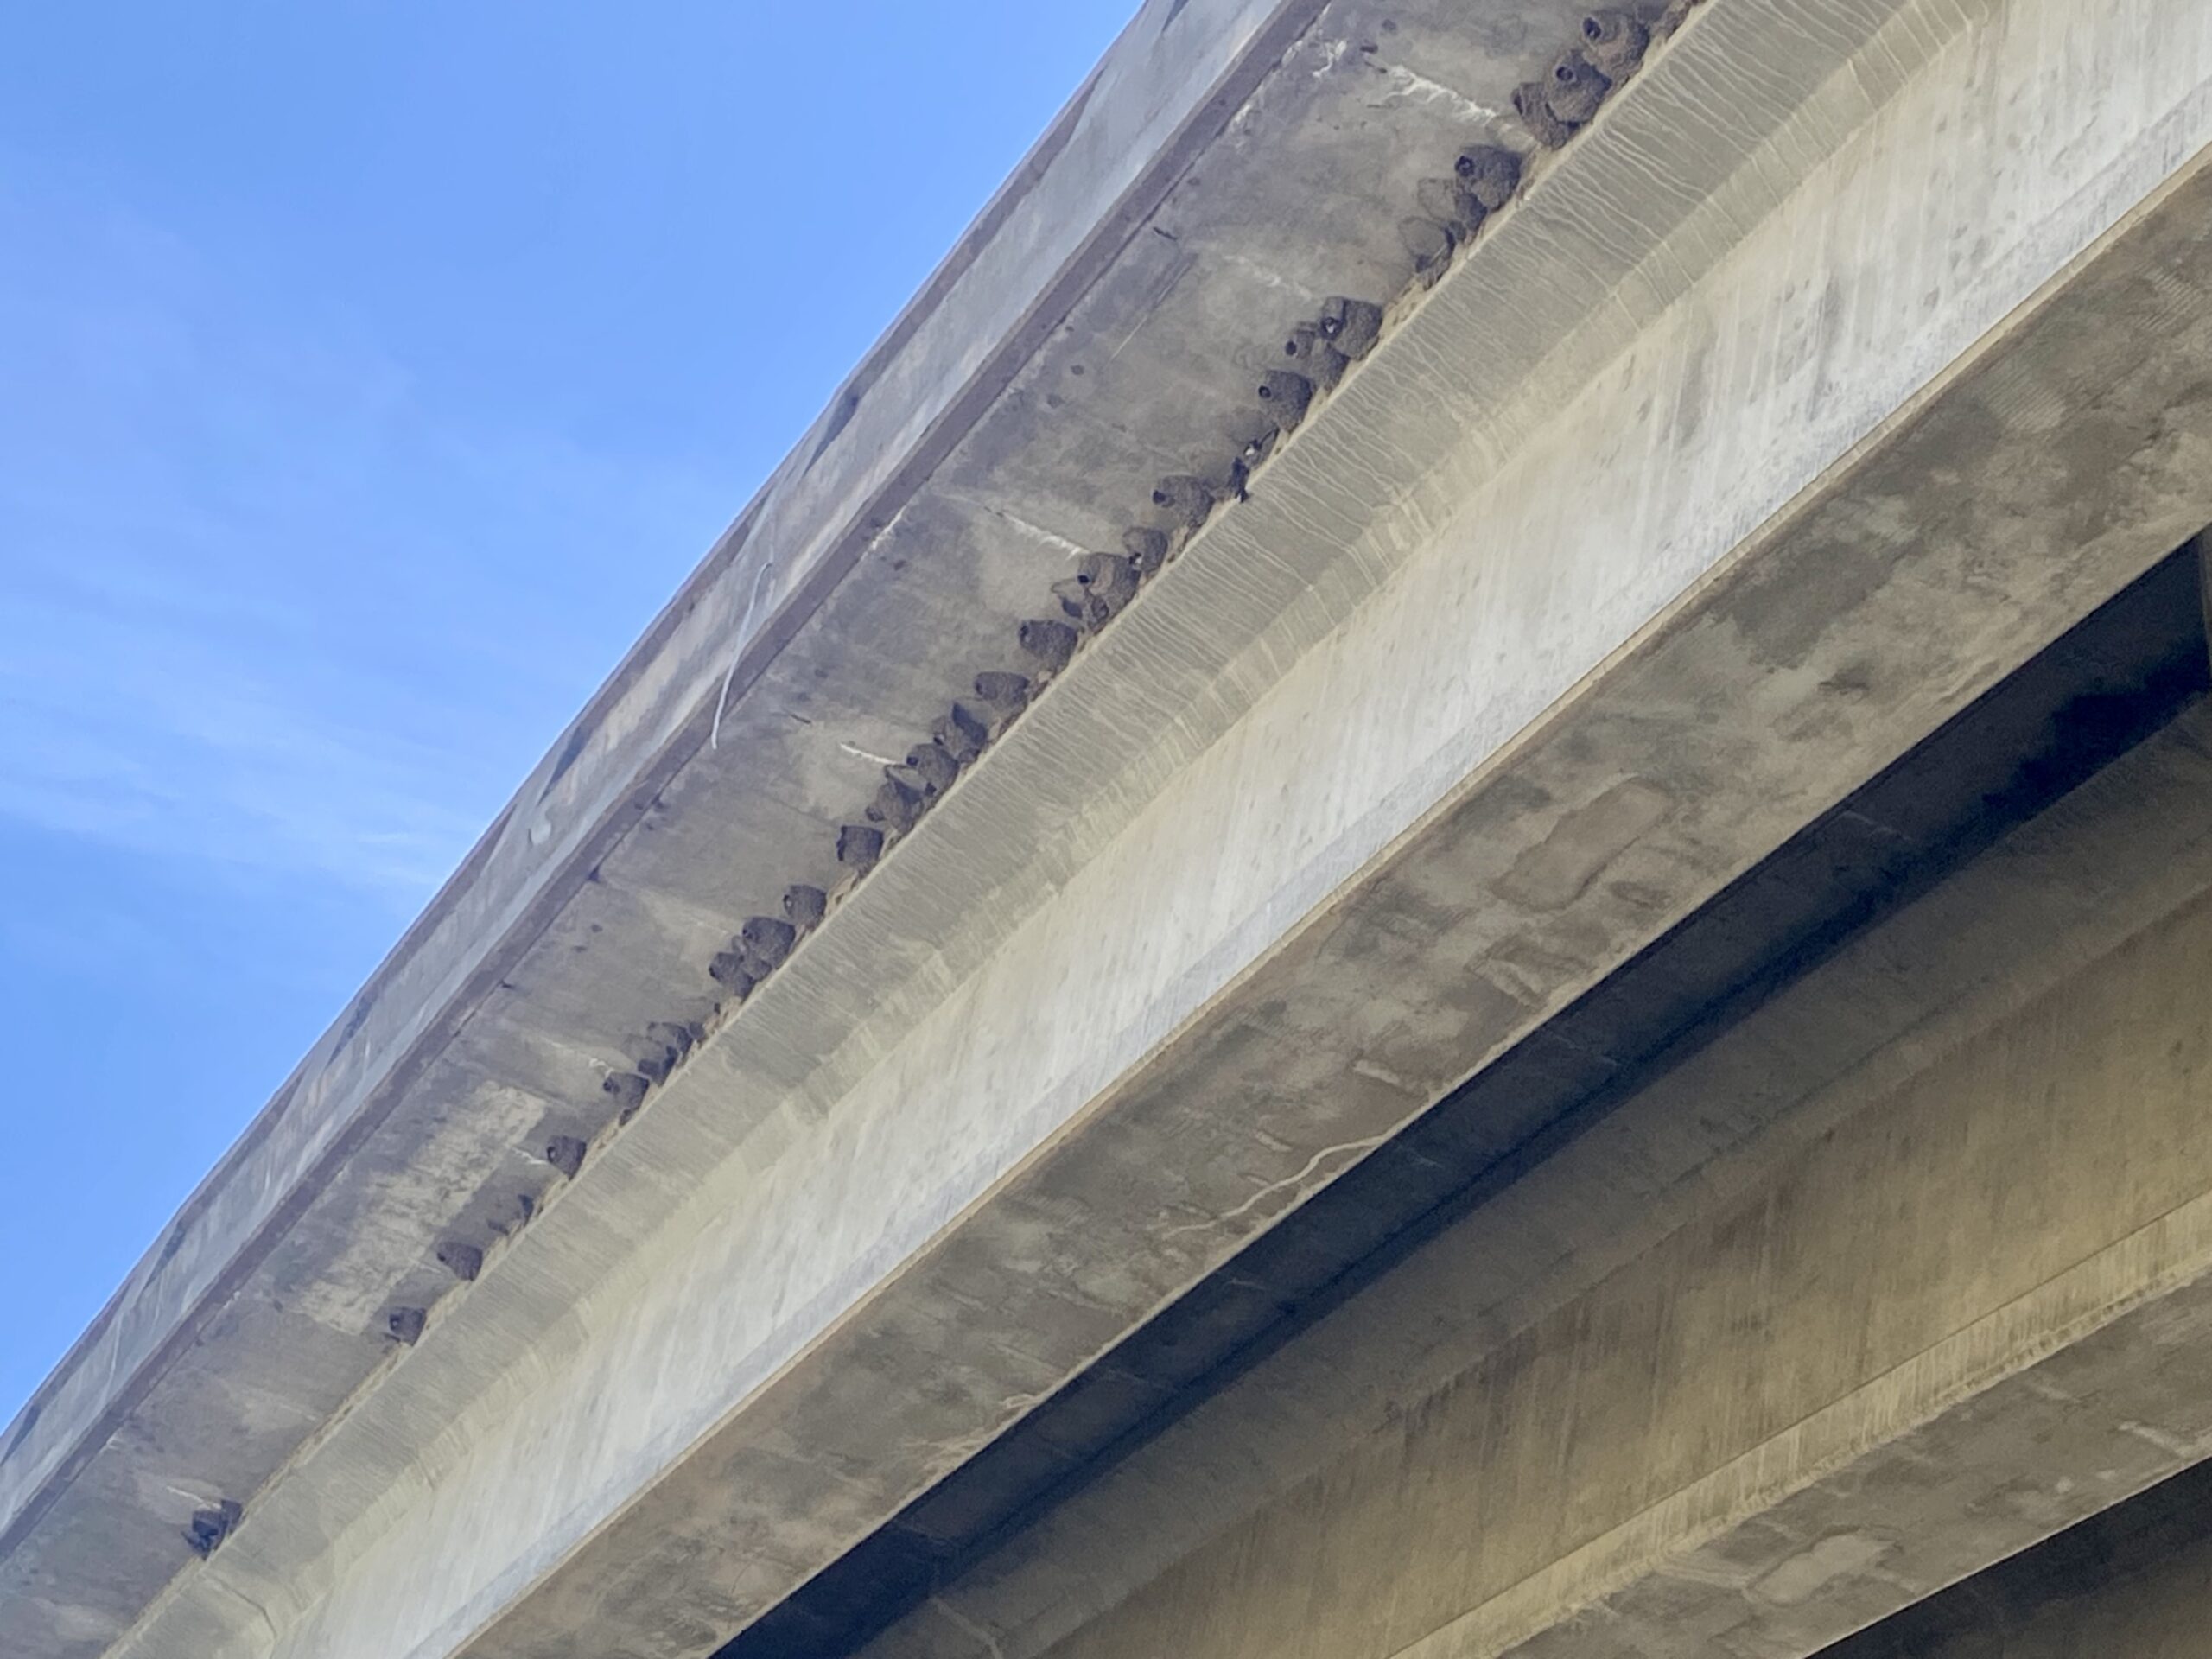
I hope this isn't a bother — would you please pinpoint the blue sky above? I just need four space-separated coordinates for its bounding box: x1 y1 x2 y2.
0 0 1136 1423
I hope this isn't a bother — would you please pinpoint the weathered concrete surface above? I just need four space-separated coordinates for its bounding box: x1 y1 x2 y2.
391 1 2212 1649
14 0 2212 1657
868 702 2212 1659
766 537 2209 1655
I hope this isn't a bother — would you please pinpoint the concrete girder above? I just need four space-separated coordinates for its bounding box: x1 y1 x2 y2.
414 3 2212 1651
886 704 2212 1659
14 0 2212 1656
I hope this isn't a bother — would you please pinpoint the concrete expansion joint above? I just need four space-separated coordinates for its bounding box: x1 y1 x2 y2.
359 0 1713 1471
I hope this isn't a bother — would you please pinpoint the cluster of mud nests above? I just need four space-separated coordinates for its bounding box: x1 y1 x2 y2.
346 0 1699 1558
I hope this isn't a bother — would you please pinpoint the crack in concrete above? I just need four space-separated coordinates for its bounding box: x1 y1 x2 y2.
988 507 1093 560
1166 1135 1387 1238
1370 61 1498 124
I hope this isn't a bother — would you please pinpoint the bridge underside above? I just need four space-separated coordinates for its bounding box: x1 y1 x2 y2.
755 1 2212 1647
838 541 2212 1659
18 1 2212 1658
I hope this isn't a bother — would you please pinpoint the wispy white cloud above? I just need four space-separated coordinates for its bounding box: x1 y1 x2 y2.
0 565 483 896
0 160 728 912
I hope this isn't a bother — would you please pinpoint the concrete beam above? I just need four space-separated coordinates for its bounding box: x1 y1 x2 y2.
872 702 2212 1659
812 545 2210 1659
53 2 2212 1657
19 0 2212 1657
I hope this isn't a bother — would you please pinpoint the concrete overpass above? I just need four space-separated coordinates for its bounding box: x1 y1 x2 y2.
11 0 2212 1656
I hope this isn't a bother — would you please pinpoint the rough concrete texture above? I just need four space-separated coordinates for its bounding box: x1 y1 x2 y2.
414 3 2212 1650
777 540 2209 1657
885 705 2212 1659
12 0 2212 1656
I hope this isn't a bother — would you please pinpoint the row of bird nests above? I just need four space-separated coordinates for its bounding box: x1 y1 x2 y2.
328 2 1688 1537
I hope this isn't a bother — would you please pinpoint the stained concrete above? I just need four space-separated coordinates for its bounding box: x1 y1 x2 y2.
871 700 2212 1659
12 0 2212 1656
766 550 2209 1658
